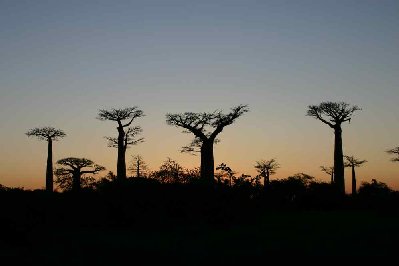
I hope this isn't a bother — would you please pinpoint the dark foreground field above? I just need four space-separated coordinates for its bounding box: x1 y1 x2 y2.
1 182 399 264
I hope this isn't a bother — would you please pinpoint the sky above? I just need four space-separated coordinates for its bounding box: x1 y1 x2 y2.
0 0 398 192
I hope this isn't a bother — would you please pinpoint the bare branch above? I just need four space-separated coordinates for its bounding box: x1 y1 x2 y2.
320 166 334 176
210 105 249 139
105 126 144 149
181 137 220 155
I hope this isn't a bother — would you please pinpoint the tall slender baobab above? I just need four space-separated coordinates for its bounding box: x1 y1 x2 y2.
97 107 144 180
26 127 66 192
320 166 334 184
255 159 280 188
55 157 105 192
344 155 367 195
166 105 249 183
307 102 361 194
386 147 399 162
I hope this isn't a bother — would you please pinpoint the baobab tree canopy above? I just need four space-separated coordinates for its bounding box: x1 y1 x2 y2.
55 157 105 191
344 156 367 167
97 107 144 125
307 102 361 127
255 159 280 176
26 127 66 141
166 104 249 144
56 157 105 171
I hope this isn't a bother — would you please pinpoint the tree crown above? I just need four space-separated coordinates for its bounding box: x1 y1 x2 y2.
344 155 367 167
255 159 280 175
26 127 66 141
56 157 105 172
97 107 144 127
307 101 361 128
386 147 399 162
166 105 248 152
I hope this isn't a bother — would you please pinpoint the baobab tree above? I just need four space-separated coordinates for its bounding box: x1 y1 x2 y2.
128 155 148 178
26 127 66 192
255 159 280 188
344 155 367 195
54 157 105 192
320 166 334 184
386 147 399 162
166 105 249 183
307 101 361 194
97 107 144 180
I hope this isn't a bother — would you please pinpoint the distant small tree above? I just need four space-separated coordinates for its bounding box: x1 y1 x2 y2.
386 147 399 162
54 157 105 192
151 158 185 184
26 127 66 192
255 159 280 188
344 155 367 195
307 102 361 194
97 107 144 180
320 166 334 184
166 105 249 183
216 163 236 186
128 155 148 178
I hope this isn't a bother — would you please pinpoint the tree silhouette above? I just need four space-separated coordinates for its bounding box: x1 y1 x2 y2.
307 102 361 194
255 159 280 188
128 155 148 178
54 157 105 192
26 127 66 192
320 166 334 184
386 147 399 162
344 155 367 195
97 107 144 180
166 105 249 183
216 163 236 186
151 157 185 184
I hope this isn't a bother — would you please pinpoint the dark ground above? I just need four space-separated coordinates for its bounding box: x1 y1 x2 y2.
1 183 398 265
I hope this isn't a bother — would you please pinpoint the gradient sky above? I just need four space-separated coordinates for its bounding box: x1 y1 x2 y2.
0 0 398 192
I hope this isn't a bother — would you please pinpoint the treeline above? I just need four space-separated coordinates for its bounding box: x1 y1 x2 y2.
20 101 399 195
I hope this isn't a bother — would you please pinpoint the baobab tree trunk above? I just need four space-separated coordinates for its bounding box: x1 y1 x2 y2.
352 166 357 195
46 138 53 192
72 172 80 192
136 160 140 178
264 171 270 189
334 126 345 194
117 128 127 180
200 141 214 183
